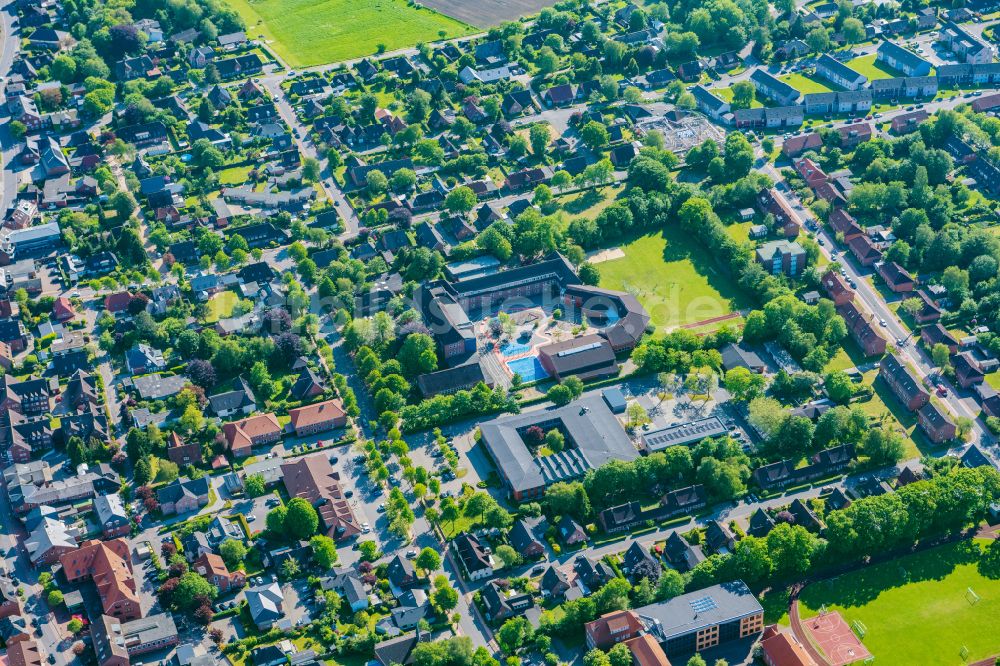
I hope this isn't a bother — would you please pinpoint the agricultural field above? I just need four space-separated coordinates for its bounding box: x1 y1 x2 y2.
223 0 475 67
419 0 562 27
798 539 1000 665
597 227 753 333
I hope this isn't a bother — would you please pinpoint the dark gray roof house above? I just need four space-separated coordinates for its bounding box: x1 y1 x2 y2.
479 394 638 500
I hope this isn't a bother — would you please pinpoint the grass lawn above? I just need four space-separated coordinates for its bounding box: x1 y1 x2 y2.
598 227 753 333
222 0 475 67
204 291 239 323
725 221 753 242
987 371 1000 390
711 86 764 108
558 185 625 219
798 539 1000 665
846 54 902 81
780 72 838 94
218 165 253 186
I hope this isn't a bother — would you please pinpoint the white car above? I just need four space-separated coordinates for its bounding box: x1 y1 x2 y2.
361 522 371 533
879 319 887 327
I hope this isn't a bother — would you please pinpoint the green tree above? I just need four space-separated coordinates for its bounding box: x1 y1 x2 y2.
730 81 755 110
824 371 854 405
284 497 320 540
9 121 26 139
173 571 217 610
311 534 339 569
445 186 477 214
580 121 609 150
497 617 533 654
219 539 247 569
366 170 388 195
266 504 287 535
244 474 267 498
416 547 441 572
529 124 551 157
47 590 64 606
724 367 765 402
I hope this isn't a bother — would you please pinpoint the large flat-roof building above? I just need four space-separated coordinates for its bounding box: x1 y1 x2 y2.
479 394 638 500
585 581 764 657
641 417 728 453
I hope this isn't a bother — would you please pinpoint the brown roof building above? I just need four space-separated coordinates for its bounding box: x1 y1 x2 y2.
281 455 360 540
829 209 863 241
625 634 672 666
879 354 929 412
165 431 202 466
222 413 282 457
60 539 140 621
848 234 882 266
760 626 816 666
876 261 915 293
288 399 347 436
821 270 853 306
7 640 42 666
585 610 645 649
920 323 959 354
918 401 957 444
194 552 245 593
837 301 887 357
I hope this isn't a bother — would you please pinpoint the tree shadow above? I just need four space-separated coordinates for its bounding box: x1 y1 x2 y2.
978 540 1000 580
800 539 983 610
560 188 613 216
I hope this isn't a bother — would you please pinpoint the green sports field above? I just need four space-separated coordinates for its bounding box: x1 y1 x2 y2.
223 0 475 67
597 227 752 333
798 540 1000 665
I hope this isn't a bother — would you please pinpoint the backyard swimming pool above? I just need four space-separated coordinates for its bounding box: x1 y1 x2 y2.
506 356 549 383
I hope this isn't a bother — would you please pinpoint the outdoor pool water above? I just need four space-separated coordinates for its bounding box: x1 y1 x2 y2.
506 356 549 382
500 341 533 357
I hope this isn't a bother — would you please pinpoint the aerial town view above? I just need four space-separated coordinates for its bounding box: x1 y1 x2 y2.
3 0 1000 664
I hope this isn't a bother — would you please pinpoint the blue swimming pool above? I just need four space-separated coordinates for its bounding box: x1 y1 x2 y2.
507 356 549 383
500 341 533 357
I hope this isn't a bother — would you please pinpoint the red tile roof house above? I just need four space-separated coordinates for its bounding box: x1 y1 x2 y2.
821 270 853 306
194 552 245 593
876 261 915 293
782 132 822 158
60 539 141 621
103 291 134 315
879 354 930 412
281 455 361 540
52 296 76 321
7 640 42 666
828 208 863 242
837 300 887 357
848 234 882 267
288 399 347 437
794 157 828 187
222 413 282 457
920 323 960 354
757 188 800 238
166 431 202 466
585 610 645 649
918 401 957 444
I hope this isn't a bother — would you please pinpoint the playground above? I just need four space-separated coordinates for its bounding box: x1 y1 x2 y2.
804 610 871 666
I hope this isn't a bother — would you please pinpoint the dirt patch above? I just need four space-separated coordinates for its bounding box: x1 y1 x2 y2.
420 0 562 27
586 247 625 264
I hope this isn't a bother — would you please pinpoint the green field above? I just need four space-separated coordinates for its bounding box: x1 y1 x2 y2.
711 86 764 108
205 291 240 323
597 228 753 333
798 539 1000 665
780 72 838 94
223 0 475 67
846 54 902 81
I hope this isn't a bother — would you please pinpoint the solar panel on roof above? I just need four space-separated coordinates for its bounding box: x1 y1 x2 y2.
556 341 604 357
690 596 718 613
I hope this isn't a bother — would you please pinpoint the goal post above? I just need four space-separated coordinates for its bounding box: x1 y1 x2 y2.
966 587 981 606
851 620 868 639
